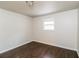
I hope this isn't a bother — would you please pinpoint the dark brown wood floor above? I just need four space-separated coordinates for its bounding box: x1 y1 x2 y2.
0 41 78 58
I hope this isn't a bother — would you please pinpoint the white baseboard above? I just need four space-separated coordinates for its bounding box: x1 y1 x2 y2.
33 40 77 51
0 41 32 54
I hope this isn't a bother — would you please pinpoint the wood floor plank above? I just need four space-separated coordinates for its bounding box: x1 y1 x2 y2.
0 41 78 58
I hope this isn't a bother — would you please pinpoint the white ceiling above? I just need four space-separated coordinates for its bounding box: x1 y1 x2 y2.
0 1 79 17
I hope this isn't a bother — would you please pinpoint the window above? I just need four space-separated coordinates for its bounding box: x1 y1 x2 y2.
43 21 55 30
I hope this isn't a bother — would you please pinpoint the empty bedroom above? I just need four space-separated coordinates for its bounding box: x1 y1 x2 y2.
0 1 79 58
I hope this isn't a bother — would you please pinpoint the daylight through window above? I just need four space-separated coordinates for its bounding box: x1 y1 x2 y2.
43 21 55 30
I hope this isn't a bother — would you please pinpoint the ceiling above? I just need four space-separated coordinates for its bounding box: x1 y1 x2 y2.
0 1 79 17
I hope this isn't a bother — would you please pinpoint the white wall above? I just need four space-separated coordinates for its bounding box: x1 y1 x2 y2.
0 8 32 53
33 9 78 51
77 8 79 56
